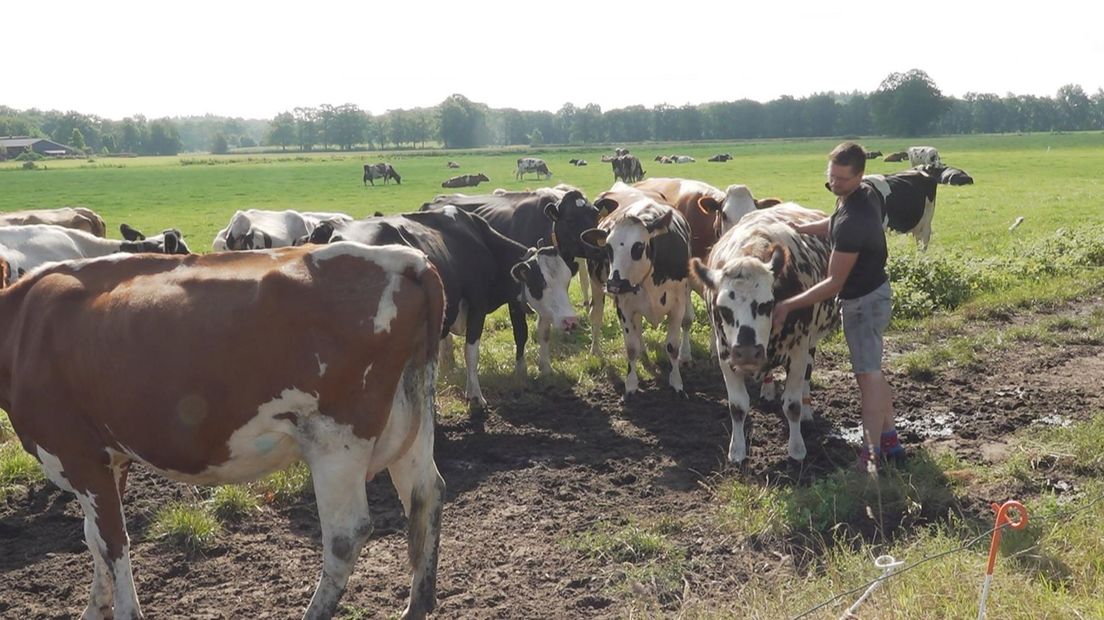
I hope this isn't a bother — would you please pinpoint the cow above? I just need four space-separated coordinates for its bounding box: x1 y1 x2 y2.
420 186 600 373
690 203 838 463
906 146 941 167
615 148 630 156
0 206 108 237
516 157 552 180
212 209 354 251
862 165 944 249
569 158 588 166
672 155 695 164
581 197 693 399
442 173 490 188
363 162 402 185
447 161 461 168
0 223 189 287
865 150 883 159
655 155 673 164
0 242 447 620
883 151 908 162
612 154 645 183
697 184 785 238
708 153 732 162
304 208 577 406
940 166 974 186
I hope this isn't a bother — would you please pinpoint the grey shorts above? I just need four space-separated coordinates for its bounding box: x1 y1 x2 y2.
841 281 892 374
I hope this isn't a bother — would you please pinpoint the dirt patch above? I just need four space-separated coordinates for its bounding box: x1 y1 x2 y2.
2 300 1103 618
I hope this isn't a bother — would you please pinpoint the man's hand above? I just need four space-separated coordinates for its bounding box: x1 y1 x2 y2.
772 300 792 330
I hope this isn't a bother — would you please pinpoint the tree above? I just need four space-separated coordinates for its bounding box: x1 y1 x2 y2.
527 127 544 146
1056 84 1090 131
146 119 182 155
70 128 87 153
211 132 230 154
438 94 486 148
267 111 296 151
293 107 319 151
870 69 948 136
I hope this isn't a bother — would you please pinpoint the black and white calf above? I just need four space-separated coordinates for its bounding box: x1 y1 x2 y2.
582 197 693 399
420 186 597 372
305 207 577 406
212 209 353 251
691 204 838 463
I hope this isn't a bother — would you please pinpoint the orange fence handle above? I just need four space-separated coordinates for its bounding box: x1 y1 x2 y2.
978 500 1028 619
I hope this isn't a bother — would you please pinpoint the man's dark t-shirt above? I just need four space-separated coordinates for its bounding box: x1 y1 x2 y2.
830 181 888 299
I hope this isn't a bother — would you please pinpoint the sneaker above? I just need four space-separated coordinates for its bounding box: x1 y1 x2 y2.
880 430 907 466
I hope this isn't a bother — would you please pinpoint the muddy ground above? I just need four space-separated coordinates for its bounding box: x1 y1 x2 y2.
3 297 1102 619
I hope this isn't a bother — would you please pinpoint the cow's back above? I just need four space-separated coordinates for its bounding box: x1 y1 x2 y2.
634 178 724 258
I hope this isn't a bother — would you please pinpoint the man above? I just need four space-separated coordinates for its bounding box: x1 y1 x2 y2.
771 142 901 472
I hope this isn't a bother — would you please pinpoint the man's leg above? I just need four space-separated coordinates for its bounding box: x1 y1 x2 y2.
856 371 894 453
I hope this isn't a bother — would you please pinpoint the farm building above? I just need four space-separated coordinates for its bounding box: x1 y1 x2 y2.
0 136 80 158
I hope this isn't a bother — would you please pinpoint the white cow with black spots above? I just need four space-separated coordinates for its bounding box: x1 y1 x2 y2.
691 203 838 462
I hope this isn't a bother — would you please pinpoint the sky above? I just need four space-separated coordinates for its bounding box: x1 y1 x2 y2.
6 0 1103 121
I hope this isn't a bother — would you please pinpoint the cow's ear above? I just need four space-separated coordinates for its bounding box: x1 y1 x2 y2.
510 260 533 283
580 228 609 249
689 258 719 291
756 198 783 209
0 258 10 289
645 209 673 233
769 244 788 278
543 201 561 222
698 196 721 214
120 223 145 241
595 197 617 217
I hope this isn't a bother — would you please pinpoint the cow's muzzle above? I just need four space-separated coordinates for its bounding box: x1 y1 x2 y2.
729 344 766 371
605 277 640 295
559 316 580 332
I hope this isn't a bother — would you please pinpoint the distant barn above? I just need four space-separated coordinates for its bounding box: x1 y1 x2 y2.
0 136 81 158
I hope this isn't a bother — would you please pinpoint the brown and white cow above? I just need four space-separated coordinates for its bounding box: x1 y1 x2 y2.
883 151 908 163
691 203 838 463
363 162 402 185
0 242 446 619
0 206 108 237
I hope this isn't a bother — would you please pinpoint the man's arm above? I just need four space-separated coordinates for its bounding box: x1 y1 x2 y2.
772 250 857 329
793 217 830 237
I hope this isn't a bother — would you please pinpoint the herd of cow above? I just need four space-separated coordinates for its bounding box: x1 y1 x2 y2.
0 147 973 619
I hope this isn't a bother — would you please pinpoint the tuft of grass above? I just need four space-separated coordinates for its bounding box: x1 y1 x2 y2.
0 440 44 499
148 502 221 552
714 478 790 539
250 461 313 505
0 410 14 442
208 484 260 521
569 519 683 564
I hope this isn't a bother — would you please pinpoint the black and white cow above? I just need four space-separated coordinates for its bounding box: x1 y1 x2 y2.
420 186 600 372
304 208 577 406
516 157 552 180
906 146 941 167
671 155 695 164
690 203 838 463
363 162 402 185
612 154 645 183
862 166 943 250
212 209 354 251
442 173 490 188
940 166 974 186
568 158 588 166
708 153 732 162
697 184 785 238
581 197 693 399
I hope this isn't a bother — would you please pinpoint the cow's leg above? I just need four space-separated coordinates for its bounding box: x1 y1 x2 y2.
915 199 935 251
464 310 489 408
801 347 816 422
665 296 689 398
302 447 372 620
577 258 590 309
536 315 553 375
507 301 529 379
439 333 455 374
588 261 607 356
780 345 812 460
719 362 753 463
387 367 445 620
619 302 644 397
679 288 694 363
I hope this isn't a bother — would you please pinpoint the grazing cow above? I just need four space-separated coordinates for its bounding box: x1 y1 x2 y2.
0 224 189 287
906 146 941 167
447 161 461 168
883 151 908 162
212 209 354 251
442 173 490 188
516 157 552 180
612 154 645 183
420 186 599 373
691 203 838 462
861 165 945 249
0 242 446 620
672 155 695 164
708 153 732 162
698 184 785 237
581 197 693 399
363 162 402 185
305 208 576 405
865 150 883 159
940 166 974 186
568 158 588 166
0 206 107 237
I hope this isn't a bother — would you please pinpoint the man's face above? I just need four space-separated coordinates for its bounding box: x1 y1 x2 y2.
826 162 862 197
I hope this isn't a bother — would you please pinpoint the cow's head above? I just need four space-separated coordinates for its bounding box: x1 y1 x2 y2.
301 220 344 245
580 201 674 295
691 244 788 372
699 184 778 238
543 190 600 262
475 173 489 183
120 223 191 255
511 245 579 332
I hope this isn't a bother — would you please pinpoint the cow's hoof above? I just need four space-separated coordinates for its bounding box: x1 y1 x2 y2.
620 390 638 405
673 388 689 400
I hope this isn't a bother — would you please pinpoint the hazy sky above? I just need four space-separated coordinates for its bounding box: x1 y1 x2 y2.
7 1 1102 120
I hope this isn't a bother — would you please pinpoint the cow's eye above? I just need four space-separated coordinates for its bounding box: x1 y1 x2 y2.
630 242 645 260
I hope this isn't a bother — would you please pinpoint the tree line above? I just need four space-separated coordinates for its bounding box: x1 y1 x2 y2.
3 70 1103 155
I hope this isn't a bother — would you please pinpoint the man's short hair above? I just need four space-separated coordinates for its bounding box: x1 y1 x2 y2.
829 142 867 175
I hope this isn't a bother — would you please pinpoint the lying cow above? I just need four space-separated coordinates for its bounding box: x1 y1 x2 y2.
212 209 354 251
516 157 552 180
883 151 908 162
907 146 941 167
865 150 883 159
691 203 838 462
672 155 695 164
698 184 785 237
447 160 461 168
0 223 189 287
940 166 974 185
569 158 588 166
862 165 943 249
363 162 402 185
420 186 600 373
0 242 446 619
655 155 673 164
582 197 693 399
708 153 732 162
305 208 576 406
612 154 645 183
0 206 107 238
442 173 490 188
